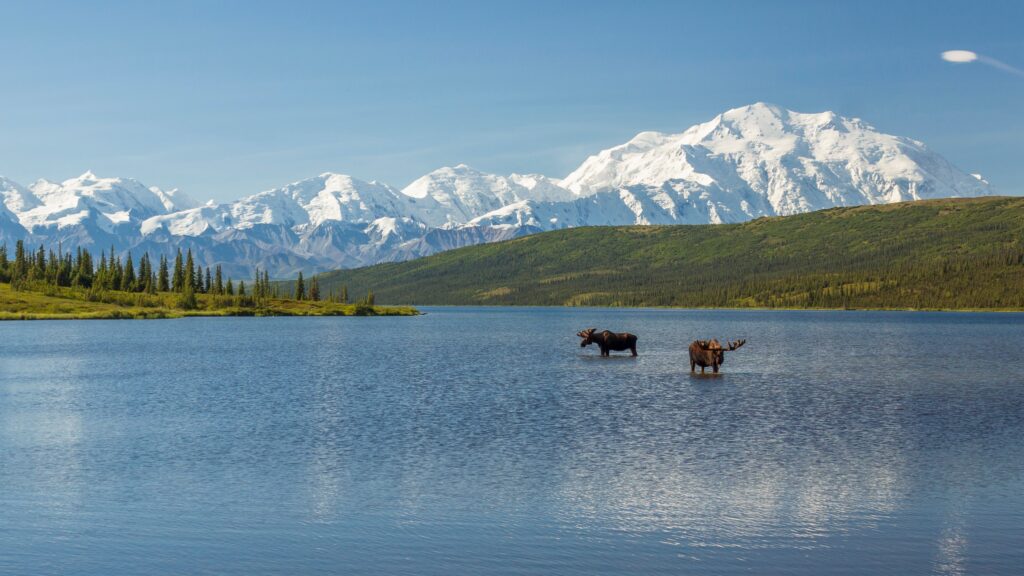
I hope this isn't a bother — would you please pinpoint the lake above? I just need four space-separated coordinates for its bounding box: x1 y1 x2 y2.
1 307 1022 575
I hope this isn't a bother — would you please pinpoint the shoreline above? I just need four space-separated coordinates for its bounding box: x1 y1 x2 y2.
391 303 1024 313
0 282 419 321
0 307 421 321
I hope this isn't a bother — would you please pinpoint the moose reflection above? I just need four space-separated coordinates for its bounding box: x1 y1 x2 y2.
577 328 638 357
689 339 746 373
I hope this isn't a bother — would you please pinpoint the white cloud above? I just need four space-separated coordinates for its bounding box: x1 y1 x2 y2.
941 50 978 63
942 49 1024 79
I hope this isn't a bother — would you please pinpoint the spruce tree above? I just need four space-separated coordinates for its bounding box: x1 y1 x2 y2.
30 244 45 281
70 247 80 286
137 253 146 285
294 272 305 301
45 248 58 284
139 253 153 293
309 276 320 301
97 251 108 289
78 248 93 287
225 277 234 296
122 253 136 291
140 254 149 291
238 280 246 297
184 249 195 293
107 245 118 288
340 284 348 304
214 265 224 295
173 249 185 292
365 290 374 306
13 240 27 282
110 253 123 291
158 255 170 292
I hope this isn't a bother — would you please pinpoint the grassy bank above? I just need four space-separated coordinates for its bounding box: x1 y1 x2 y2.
0 283 418 320
305 197 1024 310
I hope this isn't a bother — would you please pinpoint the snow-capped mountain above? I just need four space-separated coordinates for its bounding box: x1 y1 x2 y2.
0 104 995 277
17 171 198 232
1 176 41 214
560 103 989 222
400 164 573 227
141 173 410 237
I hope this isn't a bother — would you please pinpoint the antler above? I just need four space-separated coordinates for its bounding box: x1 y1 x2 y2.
726 339 746 351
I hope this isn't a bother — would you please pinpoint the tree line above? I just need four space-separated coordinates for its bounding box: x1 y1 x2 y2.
291 270 372 305
0 240 372 307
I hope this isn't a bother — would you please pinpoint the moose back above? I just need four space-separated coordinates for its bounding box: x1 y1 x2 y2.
577 328 638 357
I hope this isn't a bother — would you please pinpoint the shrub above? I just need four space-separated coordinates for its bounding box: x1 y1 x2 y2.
177 288 198 310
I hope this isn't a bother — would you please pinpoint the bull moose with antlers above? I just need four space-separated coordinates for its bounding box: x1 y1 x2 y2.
689 339 746 373
577 328 638 357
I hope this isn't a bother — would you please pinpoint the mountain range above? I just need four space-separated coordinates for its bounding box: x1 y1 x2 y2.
0 103 994 278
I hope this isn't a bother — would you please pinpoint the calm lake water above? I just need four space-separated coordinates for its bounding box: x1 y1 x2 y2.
1 307 1022 575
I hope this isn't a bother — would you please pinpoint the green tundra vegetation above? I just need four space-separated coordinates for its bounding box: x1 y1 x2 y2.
306 197 1024 310
0 243 417 320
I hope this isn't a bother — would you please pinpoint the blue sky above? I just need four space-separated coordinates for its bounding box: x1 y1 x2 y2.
1 0 1022 201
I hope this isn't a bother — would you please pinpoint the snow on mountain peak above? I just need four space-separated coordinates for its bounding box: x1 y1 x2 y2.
400 164 575 227
215 172 413 232
150 186 199 212
0 103 997 275
10 171 199 230
0 176 42 214
561 103 992 214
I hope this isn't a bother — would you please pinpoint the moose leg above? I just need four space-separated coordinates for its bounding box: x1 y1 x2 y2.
690 360 696 373
713 363 720 374
630 345 637 357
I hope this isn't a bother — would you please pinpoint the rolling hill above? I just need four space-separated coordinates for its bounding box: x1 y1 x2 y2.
306 197 1024 310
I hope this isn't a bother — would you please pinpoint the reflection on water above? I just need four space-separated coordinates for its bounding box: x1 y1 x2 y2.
935 505 967 576
0 308 1022 575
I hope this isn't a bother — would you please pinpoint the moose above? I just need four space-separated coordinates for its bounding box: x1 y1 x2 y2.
577 328 638 357
688 339 746 373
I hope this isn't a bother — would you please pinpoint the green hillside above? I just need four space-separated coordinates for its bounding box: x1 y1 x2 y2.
307 197 1024 310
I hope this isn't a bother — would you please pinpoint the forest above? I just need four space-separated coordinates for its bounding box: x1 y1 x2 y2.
0 243 408 320
305 197 1024 310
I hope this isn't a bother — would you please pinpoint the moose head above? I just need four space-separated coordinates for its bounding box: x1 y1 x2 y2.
704 338 745 360
577 328 597 348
